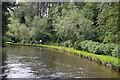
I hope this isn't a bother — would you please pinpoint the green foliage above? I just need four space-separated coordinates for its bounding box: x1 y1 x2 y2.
97 2 119 43
80 40 119 57
62 40 73 47
7 4 53 43
87 41 100 54
103 44 118 57
2 2 15 46
80 40 91 51
7 18 30 43
82 2 99 25
19 24 30 43
7 19 21 42
112 46 119 57
54 4 95 42
74 40 82 50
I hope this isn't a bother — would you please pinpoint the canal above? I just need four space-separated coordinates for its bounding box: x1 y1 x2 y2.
0 45 120 78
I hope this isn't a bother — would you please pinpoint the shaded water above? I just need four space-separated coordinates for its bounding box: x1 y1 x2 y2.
0 45 120 78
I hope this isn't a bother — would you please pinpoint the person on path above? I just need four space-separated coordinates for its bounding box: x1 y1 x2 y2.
40 40 42 44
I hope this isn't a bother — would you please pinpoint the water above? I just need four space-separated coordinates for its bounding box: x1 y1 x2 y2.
0 45 120 78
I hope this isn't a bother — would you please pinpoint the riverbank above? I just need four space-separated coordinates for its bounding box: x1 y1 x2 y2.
6 42 120 72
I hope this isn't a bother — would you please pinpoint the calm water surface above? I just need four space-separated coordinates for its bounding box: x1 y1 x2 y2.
0 45 120 78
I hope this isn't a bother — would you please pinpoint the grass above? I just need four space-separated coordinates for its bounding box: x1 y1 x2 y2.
6 42 120 70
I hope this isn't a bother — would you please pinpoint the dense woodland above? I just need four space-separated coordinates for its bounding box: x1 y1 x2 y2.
2 2 119 57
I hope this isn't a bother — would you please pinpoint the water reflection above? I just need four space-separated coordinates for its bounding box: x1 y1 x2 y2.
1 45 120 78
2 54 36 78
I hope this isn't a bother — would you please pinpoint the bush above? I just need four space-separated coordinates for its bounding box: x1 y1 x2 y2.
62 40 73 47
112 46 118 57
103 44 114 56
80 40 101 54
102 43 119 57
87 41 100 54
97 43 105 54
80 40 92 51
78 40 118 57
74 40 82 50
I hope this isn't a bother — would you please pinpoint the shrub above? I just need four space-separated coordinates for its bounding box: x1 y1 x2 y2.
62 40 73 47
97 43 105 54
79 40 118 57
81 40 92 51
102 44 119 57
80 40 101 54
111 46 118 57
74 40 82 50
87 41 100 54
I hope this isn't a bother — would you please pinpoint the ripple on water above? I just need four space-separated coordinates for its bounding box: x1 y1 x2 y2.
1 65 8 69
49 72 68 77
5 66 36 78
1 62 37 78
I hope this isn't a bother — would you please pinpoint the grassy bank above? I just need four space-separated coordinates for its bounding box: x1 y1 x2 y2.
6 42 120 71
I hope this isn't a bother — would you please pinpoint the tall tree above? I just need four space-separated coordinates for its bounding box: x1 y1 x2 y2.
82 2 100 27
2 2 15 46
53 3 95 42
97 2 119 43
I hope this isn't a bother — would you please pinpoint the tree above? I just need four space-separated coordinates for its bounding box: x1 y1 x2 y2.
97 2 119 43
2 2 15 46
53 3 95 43
82 2 100 26
30 16 52 43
